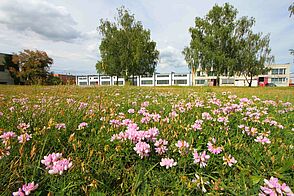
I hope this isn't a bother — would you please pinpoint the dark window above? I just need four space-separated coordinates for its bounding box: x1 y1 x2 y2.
0 65 5 72
174 80 187 84
101 81 110 85
114 81 124 85
157 80 170 85
196 80 205 84
79 82 88 85
157 74 169 78
141 80 153 85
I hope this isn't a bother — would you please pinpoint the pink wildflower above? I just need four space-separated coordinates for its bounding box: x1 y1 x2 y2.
41 153 72 175
55 123 66 130
18 133 32 143
13 182 38 196
160 158 177 169
202 112 212 120
259 177 293 196
193 150 210 168
175 140 189 154
0 131 16 142
255 136 271 144
207 138 223 154
134 141 150 159
154 139 168 155
128 108 135 114
78 122 88 129
17 123 30 130
192 120 203 131
223 154 237 167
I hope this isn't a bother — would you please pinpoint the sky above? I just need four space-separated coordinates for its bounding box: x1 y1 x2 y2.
0 0 293 75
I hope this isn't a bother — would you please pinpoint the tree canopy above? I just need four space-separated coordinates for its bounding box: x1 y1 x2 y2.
96 7 159 84
183 3 273 86
11 49 53 85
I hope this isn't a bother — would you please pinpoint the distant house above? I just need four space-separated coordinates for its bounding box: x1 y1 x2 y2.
0 53 15 84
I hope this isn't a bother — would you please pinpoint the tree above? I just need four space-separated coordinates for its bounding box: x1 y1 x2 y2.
289 2 294 17
11 49 53 85
183 3 239 86
184 3 273 87
235 17 274 86
97 7 159 84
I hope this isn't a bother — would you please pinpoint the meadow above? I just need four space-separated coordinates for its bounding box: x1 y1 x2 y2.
0 85 293 195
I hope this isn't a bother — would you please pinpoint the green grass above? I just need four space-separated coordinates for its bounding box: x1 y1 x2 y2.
0 85 293 195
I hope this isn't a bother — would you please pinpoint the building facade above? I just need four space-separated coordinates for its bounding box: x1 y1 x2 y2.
76 64 291 87
0 53 14 84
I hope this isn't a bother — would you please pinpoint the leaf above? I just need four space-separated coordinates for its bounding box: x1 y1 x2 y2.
250 176 262 185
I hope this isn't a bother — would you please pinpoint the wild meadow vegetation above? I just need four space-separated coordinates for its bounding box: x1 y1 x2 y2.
0 85 293 195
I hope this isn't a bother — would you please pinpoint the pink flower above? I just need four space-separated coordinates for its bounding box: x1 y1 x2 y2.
18 133 32 143
134 141 150 159
78 122 88 129
17 123 30 130
223 154 237 167
160 158 177 169
13 182 38 195
175 140 189 154
255 136 271 144
128 108 135 114
22 182 38 195
260 177 293 196
154 139 168 155
202 112 213 120
12 188 25 196
193 150 210 168
207 138 223 154
0 131 16 142
192 120 203 131
41 153 73 175
55 123 66 130
141 101 149 107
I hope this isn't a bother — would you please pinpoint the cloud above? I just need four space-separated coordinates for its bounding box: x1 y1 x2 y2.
0 0 81 42
157 46 189 73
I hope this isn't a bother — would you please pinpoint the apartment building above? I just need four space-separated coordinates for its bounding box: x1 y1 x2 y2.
0 53 14 84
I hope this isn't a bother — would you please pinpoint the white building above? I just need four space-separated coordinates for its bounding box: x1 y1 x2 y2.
76 64 291 87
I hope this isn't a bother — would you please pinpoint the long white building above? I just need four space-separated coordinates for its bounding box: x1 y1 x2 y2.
76 63 291 87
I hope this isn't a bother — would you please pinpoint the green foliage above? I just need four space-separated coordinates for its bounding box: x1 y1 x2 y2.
183 3 239 84
11 49 53 85
97 7 159 82
235 16 274 86
183 3 274 87
289 2 294 17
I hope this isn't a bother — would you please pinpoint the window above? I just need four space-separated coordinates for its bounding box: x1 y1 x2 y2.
271 78 287 83
141 80 153 85
79 77 87 80
157 74 169 78
174 80 187 84
93 77 99 79
196 71 201 76
141 75 153 78
79 82 87 85
0 65 5 72
101 81 110 85
278 69 286 75
196 80 205 84
157 80 170 85
222 79 234 84
90 82 98 85
114 81 124 85
208 71 216 76
272 68 286 75
174 74 187 77
101 76 110 79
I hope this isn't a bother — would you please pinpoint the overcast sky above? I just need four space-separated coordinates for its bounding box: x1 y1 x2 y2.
0 0 293 75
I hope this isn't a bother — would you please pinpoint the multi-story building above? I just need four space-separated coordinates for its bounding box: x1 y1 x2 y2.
0 53 15 84
76 64 291 87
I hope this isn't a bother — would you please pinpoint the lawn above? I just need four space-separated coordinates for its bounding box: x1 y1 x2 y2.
0 85 293 195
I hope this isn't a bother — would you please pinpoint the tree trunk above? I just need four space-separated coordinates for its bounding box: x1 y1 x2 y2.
116 75 119 86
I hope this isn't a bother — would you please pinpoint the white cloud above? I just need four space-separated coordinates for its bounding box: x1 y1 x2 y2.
0 0 81 42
